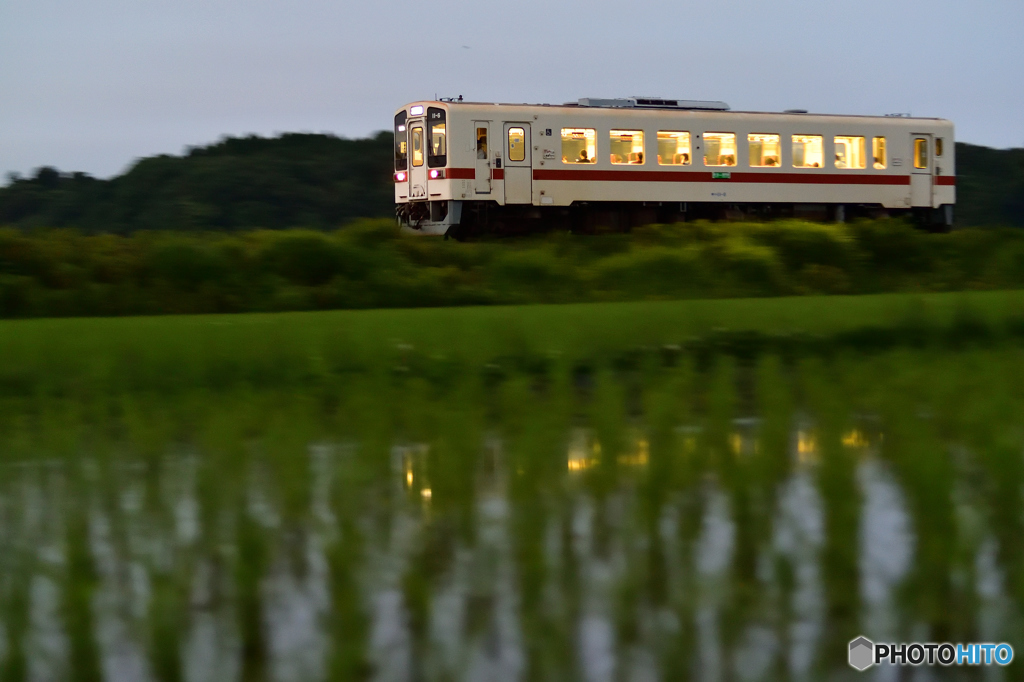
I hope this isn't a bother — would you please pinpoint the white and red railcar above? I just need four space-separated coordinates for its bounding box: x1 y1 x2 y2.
393 98 954 236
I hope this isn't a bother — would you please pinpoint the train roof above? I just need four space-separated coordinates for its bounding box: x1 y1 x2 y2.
399 99 950 123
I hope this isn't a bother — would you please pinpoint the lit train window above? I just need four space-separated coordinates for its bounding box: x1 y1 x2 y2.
561 128 596 164
430 124 446 156
872 137 887 169
935 138 944 156
792 135 823 168
476 128 488 159
427 107 447 168
914 138 928 169
610 130 644 165
834 136 865 169
411 126 424 167
394 111 408 171
657 131 691 165
748 134 781 167
703 133 737 167
508 127 526 162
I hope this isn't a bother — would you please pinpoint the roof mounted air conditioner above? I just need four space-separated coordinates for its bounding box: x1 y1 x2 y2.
577 97 730 111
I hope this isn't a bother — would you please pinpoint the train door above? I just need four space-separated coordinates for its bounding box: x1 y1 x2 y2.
474 122 491 194
504 123 532 204
408 120 427 200
910 133 933 207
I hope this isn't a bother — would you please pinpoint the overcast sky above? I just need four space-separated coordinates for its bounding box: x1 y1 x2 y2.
2 0 1022 181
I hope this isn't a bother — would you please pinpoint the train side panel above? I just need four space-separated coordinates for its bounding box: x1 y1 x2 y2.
394 102 955 234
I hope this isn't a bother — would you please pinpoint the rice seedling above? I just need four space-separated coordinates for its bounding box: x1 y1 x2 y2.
0 293 1023 679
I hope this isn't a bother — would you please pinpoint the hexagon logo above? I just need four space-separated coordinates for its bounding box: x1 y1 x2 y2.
849 636 875 671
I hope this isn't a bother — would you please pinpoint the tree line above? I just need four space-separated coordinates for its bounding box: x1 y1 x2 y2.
0 132 395 232
0 134 1022 231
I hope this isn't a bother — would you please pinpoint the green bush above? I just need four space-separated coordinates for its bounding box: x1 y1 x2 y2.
589 245 707 299
0 219 1017 318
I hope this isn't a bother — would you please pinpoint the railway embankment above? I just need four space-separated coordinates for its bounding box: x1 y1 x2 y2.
0 218 1022 318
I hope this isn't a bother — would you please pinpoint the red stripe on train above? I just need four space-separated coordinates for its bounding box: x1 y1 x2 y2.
532 169 914 185
445 168 954 186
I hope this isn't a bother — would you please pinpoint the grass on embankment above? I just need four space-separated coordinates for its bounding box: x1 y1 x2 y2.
2 288 1024 398
3 218 1024 318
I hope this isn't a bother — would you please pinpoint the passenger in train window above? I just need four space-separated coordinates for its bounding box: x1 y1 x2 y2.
873 137 887 169
610 130 644 165
657 132 691 166
476 128 488 159
562 128 596 164
834 136 865 169
748 134 781 167
703 133 737 167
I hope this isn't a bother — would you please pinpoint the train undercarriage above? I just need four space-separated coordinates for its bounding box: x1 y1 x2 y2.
399 200 955 240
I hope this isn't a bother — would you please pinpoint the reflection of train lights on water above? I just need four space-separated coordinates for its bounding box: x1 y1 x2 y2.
567 429 600 472
385 422 895 493
677 425 702 455
842 429 870 449
393 443 430 495
730 417 761 457
617 435 649 467
797 430 818 463
567 429 650 472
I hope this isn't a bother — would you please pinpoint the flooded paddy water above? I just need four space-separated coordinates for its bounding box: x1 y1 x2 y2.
1 329 1024 681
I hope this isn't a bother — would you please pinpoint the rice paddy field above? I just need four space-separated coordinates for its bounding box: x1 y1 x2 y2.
2 290 1024 681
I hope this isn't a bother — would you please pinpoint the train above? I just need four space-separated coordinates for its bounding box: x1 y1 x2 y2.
393 97 954 237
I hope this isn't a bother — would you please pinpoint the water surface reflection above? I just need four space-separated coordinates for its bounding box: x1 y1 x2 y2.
0 416 1011 681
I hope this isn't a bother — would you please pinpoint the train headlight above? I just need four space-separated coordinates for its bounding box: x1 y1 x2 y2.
429 169 446 179
394 172 407 182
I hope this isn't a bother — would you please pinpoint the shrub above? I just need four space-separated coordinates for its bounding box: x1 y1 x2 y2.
0 219 1016 318
260 232 339 286
589 246 707 299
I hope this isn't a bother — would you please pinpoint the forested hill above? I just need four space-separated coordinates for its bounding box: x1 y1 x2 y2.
0 132 395 232
0 135 1021 231
955 143 1024 226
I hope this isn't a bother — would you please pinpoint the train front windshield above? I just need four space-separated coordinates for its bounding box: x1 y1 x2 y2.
394 112 408 170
